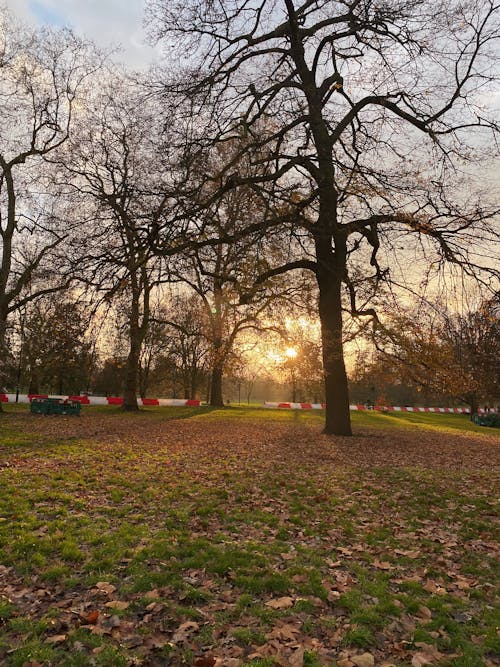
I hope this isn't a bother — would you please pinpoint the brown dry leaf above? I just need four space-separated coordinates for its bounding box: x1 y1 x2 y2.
95 582 116 595
143 634 169 650
194 657 217 667
44 634 67 644
81 609 99 625
412 642 444 665
416 605 432 620
265 596 294 609
104 600 129 611
394 549 420 558
289 646 305 666
423 579 447 595
411 654 433 667
327 589 341 602
337 547 353 556
121 635 144 648
352 653 375 667
266 622 300 642
373 559 394 570
144 588 160 599
172 620 200 643
101 614 121 630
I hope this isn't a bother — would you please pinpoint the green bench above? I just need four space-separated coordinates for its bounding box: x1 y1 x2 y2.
472 412 500 428
30 398 81 416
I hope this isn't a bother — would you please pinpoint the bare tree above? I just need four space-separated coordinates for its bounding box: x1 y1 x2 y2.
54 76 175 410
149 0 500 435
0 9 102 397
159 293 211 399
173 182 295 406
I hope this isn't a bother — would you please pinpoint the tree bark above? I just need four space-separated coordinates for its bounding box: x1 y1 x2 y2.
315 232 352 436
468 393 478 421
210 365 224 407
0 313 7 412
318 285 352 435
123 342 140 411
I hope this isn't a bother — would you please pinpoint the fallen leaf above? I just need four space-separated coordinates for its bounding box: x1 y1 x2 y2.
373 559 394 570
144 588 160 599
85 610 99 624
194 657 217 667
394 549 420 558
411 654 433 667
143 633 169 650
44 634 67 644
95 582 116 595
352 653 375 667
121 635 144 648
289 646 305 666
105 600 129 611
416 605 432 620
266 622 300 641
337 547 353 556
172 620 200 643
100 614 121 630
265 596 294 609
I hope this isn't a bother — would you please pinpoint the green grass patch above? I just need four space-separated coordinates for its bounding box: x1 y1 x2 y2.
0 407 497 665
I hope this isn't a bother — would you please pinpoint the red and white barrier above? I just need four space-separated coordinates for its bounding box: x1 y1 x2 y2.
0 393 489 414
0 394 200 407
264 401 472 414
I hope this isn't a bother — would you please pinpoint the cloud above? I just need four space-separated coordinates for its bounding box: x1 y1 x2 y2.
6 0 160 68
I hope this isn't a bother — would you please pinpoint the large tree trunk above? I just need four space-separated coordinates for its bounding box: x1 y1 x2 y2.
28 374 39 395
123 343 140 411
315 237 352 436
318 283 352 435
467 392 478 421
209 365 224 407
0 314 7 413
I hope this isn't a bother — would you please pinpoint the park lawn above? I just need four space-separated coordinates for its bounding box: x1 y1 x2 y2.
0 402 490 434
0 408 498 666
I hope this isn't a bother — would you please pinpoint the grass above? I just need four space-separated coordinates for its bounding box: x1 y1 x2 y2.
2 400 495 433
0 405 498 665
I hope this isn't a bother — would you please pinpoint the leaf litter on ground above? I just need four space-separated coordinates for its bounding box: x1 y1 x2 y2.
0 409 498 666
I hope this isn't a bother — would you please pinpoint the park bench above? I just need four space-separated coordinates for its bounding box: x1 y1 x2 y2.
472 413 500 428
30 397 81 416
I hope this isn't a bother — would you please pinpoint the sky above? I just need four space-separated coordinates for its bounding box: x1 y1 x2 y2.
5 0 160 68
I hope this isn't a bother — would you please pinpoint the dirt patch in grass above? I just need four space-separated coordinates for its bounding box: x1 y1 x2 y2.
0 411 498 666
